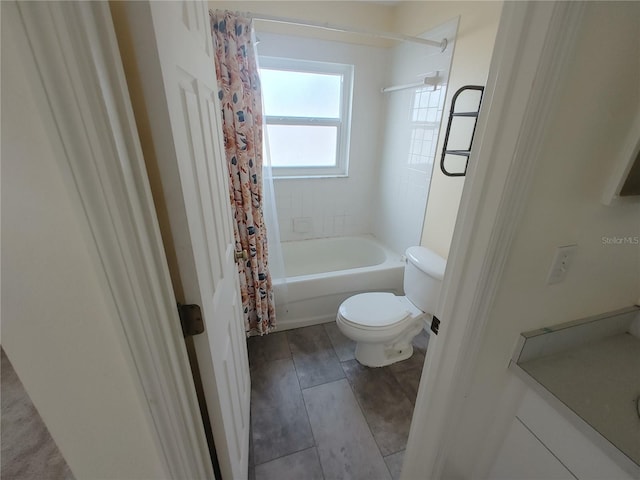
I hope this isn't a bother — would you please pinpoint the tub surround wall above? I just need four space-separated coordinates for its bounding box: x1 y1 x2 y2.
391 2 503 259
374 20 457 256
274 174 377 242
256 32 390 242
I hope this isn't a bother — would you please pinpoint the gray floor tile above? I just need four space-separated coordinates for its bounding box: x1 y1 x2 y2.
342 360 414 456
251 358 314 464
413 329 430 354
323 322 356 361
255 447 324 480
287 325 345 389
248 409 256 480
303 379 391 480
389 330 429 405
249 414 255 467
388 329 429 374
1 349 74 480
248 331 291 369
384 451 405 480
391 367 423 406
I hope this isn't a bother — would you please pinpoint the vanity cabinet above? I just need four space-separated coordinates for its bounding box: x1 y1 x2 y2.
490 387 636 480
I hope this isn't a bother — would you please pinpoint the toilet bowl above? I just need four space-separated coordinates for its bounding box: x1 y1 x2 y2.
336 246 445 367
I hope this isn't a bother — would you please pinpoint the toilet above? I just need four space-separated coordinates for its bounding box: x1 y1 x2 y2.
336 246 445 367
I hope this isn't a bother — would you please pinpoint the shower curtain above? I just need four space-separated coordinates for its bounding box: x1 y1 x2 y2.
210 10 277 335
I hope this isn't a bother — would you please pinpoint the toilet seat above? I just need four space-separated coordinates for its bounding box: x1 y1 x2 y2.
338 292 415 330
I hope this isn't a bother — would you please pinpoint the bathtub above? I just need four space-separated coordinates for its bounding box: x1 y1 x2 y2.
273 235 405 330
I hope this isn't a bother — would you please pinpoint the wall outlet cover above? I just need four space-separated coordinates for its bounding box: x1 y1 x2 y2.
546 244 578 285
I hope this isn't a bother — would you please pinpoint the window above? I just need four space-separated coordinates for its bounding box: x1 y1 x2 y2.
259 57 353 178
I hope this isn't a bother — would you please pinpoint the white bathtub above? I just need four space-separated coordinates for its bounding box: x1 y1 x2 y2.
273 235 405 330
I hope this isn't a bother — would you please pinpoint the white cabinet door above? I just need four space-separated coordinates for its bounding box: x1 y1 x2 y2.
489 418 575 480
490 387 637 480
118 2 251 479
516 389 635 480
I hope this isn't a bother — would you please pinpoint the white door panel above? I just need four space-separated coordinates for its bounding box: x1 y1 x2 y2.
119 2 251 478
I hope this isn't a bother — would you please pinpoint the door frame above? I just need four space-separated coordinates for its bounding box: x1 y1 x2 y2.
14 1 586 479
13 2 214 478
403 1 585 478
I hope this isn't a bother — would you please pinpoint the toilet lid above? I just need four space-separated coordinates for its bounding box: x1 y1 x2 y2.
338 292 410 329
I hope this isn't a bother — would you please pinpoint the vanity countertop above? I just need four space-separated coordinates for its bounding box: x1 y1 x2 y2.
519 332 640 467
510 306 640 475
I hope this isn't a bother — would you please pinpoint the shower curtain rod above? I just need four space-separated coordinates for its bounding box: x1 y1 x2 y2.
247 12 448 51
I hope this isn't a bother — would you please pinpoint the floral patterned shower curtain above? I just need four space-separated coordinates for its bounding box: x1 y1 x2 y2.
210 10 276 335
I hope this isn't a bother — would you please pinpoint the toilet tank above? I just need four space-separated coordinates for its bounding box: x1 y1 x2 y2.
404 246 446 313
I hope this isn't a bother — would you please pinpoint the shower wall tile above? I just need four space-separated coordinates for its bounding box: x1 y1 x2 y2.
277 218 292 241
275 191 291 211
275 179 374 241
344 214 360 236
373 22 457 255
333 215 346 236
322 216 335 236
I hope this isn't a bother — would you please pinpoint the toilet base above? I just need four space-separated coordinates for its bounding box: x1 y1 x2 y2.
355 341 415 368
336 301 430 368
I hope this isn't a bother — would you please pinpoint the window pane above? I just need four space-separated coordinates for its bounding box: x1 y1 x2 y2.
260 69 341 118
266 125 337 167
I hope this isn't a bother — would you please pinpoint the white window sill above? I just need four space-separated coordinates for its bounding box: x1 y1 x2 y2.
273 174 349 180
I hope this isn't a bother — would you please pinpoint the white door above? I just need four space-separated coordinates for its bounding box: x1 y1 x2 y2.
117 2 251 479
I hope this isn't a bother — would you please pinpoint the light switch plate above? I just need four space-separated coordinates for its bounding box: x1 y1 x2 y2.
547 244 577 285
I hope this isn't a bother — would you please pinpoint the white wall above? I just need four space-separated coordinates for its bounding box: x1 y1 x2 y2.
392 1 502 259
442 3 640 477
1 13 167 479
374 20 456 255
209 1 394 48
256 32 390 241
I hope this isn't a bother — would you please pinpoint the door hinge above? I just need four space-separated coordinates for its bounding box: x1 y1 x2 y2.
431 316 441 335
177 303 205 337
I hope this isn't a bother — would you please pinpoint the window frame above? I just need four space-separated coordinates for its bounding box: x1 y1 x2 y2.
259 56 354 178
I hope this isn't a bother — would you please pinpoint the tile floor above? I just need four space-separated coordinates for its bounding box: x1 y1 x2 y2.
247 322 429 480
1 349 74 480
